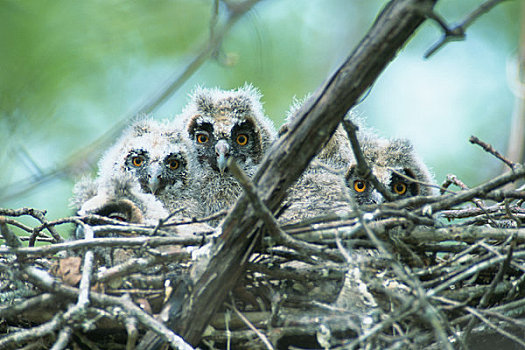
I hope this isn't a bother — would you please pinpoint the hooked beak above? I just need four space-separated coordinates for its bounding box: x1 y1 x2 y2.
215 139 230 175
148 166 162 194
371 189 384 205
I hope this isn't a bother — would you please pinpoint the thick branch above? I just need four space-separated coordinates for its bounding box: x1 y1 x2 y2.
137 0 437 348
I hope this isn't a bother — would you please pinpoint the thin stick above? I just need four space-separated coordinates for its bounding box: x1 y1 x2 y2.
342 118 395 201
228 159 342 262
465 306 525 348
0 235 202 256
470 135 516 170
424 0 510 58
227 302 274 350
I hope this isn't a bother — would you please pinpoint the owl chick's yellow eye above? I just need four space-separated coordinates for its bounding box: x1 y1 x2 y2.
196 133 209 144
236 134 248 146
167 159 179 170
132 156 144 167
354 180 366 193
393 182 407 195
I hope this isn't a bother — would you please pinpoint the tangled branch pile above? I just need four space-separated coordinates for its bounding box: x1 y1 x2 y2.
1 152 525 349
1 1 521 349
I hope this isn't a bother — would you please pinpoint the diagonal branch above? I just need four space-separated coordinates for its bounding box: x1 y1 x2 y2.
136 0 437 348
470 135 516 170
228 159 342 261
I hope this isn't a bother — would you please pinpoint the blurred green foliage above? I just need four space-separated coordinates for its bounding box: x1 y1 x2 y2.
0 0 521 224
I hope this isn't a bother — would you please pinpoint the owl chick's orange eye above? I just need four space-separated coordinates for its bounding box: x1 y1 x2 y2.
132 156 144 167
353 180 366 193
393 182 407 195
196 133 209 144
167 159 179 170
236 134 248 146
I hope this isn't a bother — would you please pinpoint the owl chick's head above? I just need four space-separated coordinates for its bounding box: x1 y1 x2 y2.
375 138 436 198
181 84 276 176
345 135 385 205
98 118 195 198
345 137 436 204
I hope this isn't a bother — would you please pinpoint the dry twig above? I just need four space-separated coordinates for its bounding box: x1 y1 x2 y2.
424 0 511 58
470 135 516 170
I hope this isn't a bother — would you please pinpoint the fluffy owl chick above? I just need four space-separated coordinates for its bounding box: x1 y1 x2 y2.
71 174 169 239
278 97 374 222
346 137 436 204
72 175 172 268
378 138 436 198
179 85 277 216
97 118 199 219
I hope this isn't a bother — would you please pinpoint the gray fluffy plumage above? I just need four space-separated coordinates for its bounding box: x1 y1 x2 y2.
96 118 200 219
279 95 356 170
71 174 169 239
282 96 434 204
178 84 277 217
345 136 437 204
278 166 353 223
278 96 356 223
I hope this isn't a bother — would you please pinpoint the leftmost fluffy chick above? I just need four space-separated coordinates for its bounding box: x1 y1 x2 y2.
69 119 208 271
95 118 200 219
70 174 169 266
71 174 169 238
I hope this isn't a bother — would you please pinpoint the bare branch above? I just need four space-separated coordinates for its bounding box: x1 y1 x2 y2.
0 293 56 319
227 302 274 350
228 158 342 261
0 215 22 248
0 207 63 244
462 235 516 342
0 234 203 256
0 310 65 348
424 0 510 58
422 164 525 213
21 266 195 350
50 325 72 350
470 135 516 170
77 225 95 308
464 306 525 348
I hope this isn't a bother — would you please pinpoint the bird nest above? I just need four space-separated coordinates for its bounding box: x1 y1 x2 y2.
2 160 525 350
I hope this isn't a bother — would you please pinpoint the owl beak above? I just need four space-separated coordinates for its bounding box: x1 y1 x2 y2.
148 167 162 194
215 139 230 175
149 177 161 194
371 190 384 204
